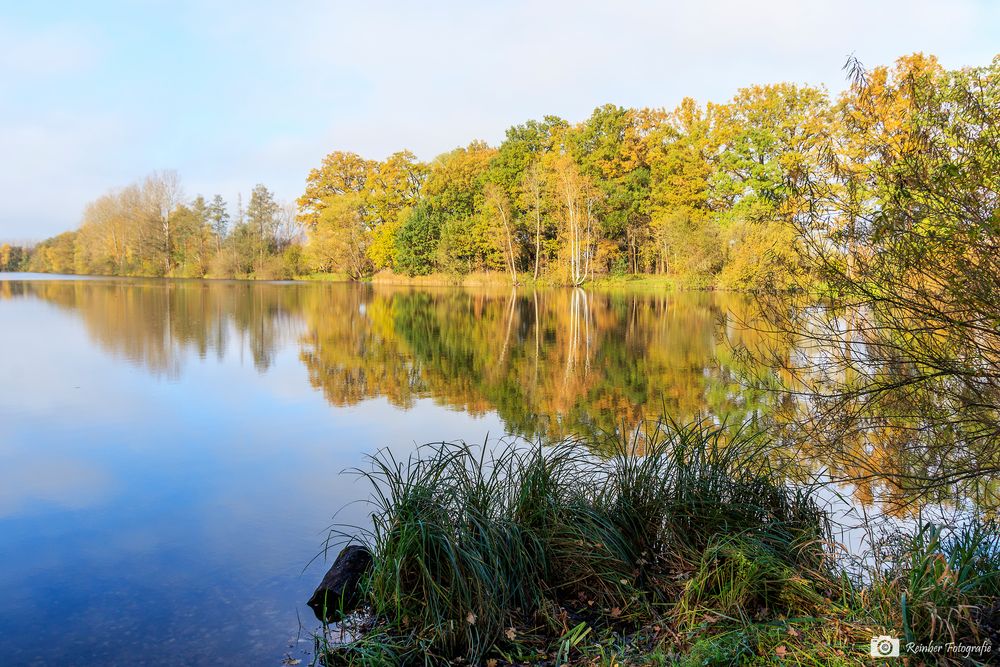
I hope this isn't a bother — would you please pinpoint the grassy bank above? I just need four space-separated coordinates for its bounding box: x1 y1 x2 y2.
319 420 999 665
583 274 691 292
13 269 719 290
368 270 515 287
301 270 706 290
294 272 353 282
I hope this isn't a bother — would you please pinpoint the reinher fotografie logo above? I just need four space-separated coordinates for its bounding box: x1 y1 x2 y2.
869 635 994 660
870 636 900 658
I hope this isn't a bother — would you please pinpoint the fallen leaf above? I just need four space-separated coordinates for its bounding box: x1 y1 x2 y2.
611 607 622 618
466 611 477 625
775 645 787 658
787 627 799 637
505 627 517 640
486 660 498 667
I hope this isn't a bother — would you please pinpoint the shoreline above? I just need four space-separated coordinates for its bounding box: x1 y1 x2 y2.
2 269 731 292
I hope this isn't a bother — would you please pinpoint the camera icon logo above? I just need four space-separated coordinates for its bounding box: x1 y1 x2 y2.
870 635 900 657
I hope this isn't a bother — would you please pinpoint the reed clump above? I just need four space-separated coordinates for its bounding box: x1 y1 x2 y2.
319 419 999 665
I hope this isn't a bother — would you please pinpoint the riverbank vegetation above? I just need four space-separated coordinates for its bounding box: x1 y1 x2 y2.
10 175 306 279
318 420 999 665
10 53 996 290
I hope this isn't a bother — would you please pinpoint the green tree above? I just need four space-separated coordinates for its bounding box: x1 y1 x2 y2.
710 84 830 290
646 99 717 279
393 204 440 276
490 117 566 277
573 105 652 274
246 184 280 270
207 195 229 251
483 182 519 283
425 142 497 274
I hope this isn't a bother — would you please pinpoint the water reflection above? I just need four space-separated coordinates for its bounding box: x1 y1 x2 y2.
0 276 989 664
2 277 988 516
2 276 515 665
1 279 307 375
2 279 781 438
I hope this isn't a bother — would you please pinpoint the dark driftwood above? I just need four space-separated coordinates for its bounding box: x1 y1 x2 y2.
307 545 373 622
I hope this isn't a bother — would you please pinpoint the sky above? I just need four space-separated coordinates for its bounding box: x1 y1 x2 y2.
1 0 997 242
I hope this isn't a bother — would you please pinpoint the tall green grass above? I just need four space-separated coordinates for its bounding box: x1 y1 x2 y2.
860 519 1000 649
323 419 839 664
318 419 999 665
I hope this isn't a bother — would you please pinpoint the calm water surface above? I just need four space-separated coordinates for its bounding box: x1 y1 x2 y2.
0 275 858 664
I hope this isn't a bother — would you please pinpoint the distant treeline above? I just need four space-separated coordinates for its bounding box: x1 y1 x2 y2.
9 174 303 279
11 53 997 288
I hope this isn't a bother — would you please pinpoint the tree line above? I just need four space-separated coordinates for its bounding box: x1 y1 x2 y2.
6 53 996 292
11 172 303 279
295 88 820 288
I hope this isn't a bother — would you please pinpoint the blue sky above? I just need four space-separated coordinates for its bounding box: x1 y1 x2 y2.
1 0 997 241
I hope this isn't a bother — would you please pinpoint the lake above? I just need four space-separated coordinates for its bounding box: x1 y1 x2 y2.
0 275 932 664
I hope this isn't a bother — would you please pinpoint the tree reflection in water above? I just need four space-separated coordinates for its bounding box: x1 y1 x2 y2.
3 278 991 513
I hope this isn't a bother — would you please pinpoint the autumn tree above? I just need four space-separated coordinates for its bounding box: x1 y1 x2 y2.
170 197 212 277
75 190 133 274
38 52 994 297
27 232 77 273
305 194 371 279
646 98 719 279
547 151 600 285
424 142 497 274
299 150 427 278
367 150 427 227
0 243 25 271
297 151 374 229
143 170 183 276
758 54 1000 501
483 182 518 283
711 84 831 290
